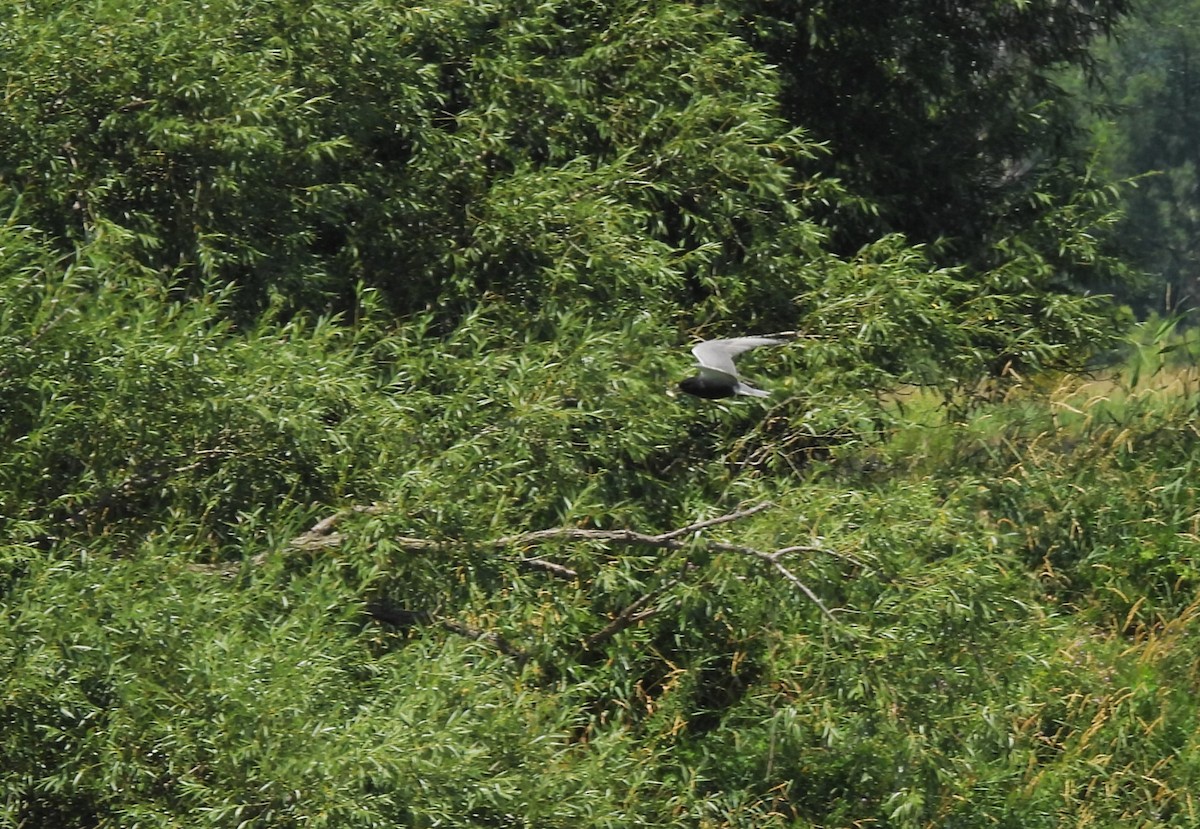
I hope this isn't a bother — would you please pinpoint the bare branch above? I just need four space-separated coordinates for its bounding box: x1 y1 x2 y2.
518 557 578 580
654 501 774 542
493 502 774 551
489 503 839 624
285 504 384 555
762 559 837 622
772 543 867 569
213 502 843 653
494 526 675 550
279 508 581 579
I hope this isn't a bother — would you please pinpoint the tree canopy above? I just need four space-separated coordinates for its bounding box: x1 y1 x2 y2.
5 1 1198 828
733 0 1132 263
1085 0 1200 311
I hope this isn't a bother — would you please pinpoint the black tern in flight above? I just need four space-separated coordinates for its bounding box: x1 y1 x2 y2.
678 336 786 399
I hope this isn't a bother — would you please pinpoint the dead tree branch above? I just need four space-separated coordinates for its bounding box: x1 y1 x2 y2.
487 503 838 622
277 504 577 580
214 502 842 654
491 501 774 551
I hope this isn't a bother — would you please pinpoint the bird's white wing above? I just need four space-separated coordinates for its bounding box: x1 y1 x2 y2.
691 337 784 376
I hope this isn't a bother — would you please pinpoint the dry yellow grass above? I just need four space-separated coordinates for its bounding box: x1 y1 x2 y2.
1047 364 1200 420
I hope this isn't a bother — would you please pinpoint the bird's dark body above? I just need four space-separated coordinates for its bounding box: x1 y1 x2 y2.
678 376 736 399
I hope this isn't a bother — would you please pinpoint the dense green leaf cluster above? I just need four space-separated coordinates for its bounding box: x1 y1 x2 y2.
4 227 1198 827
0 0 1127 365
0 0 822 321
3 1 1194 828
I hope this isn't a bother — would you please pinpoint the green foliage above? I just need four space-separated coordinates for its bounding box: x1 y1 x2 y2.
0 0 824 322
4 233 1198 825
730 0 1134 264
0 0 1126 389
0 228 387 554
1 2 1193 828
2 553 688 828
1084 0 1200 311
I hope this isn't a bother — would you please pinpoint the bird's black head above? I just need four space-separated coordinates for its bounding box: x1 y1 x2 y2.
679 375 736 399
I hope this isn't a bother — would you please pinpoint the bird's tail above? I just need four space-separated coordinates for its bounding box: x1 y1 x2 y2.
735 383 770 398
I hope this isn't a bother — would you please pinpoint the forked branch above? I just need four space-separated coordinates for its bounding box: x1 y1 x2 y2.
275 501 839 623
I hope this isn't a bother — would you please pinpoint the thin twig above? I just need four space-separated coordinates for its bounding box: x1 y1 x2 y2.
655 501 775 542
582 567 695 651
519 557 578 579
763 559 837 621
705 540 838 622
